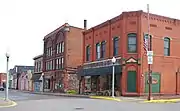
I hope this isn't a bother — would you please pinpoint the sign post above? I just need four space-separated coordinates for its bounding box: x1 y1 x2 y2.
147 51 153 64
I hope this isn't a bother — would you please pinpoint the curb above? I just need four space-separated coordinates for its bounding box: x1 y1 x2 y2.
142 98 180 103
0 98 17 108
21 91 121 101
89 96 121 102
27 92 90 98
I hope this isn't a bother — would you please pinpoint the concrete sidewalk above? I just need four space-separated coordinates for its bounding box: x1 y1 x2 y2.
0 98 17 108
18 90 180 103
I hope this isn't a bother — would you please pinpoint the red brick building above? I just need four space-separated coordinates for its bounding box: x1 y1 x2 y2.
0 73 6 87
43 22 85 92
78 10 180 96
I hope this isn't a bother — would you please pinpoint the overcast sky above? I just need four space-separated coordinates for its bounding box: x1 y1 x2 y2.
0 0 179 72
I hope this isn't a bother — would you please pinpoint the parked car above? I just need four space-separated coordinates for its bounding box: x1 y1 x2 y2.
0 86 4 91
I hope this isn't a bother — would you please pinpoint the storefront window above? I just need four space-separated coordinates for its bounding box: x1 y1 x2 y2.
44 79 50 89
84 76 91 91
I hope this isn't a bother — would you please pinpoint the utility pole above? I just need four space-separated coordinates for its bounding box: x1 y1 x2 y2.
147 4 152 101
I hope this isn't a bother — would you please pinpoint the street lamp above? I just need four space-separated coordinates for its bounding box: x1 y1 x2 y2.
41 73 44 92
111 57 116 98
5 52 10 101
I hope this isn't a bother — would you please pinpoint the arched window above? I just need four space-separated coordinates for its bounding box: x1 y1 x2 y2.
96 43 101 59
128 33 137 53
101 41 106 58
86 45 91 61
164 37 170 56
113 37 119 56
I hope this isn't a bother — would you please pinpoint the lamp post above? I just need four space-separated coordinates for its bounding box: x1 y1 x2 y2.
42 73 44 92
111 57 116 98
5 52 10 101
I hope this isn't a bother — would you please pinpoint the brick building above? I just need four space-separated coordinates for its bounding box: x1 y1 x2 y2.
32 54 43 92
43 22 85 92
78 10 180 96
0 73 6 87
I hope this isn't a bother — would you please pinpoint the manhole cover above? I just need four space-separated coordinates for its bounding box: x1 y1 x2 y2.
74 107 84 110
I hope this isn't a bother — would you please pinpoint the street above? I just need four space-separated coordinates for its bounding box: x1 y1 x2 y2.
0 90 180 111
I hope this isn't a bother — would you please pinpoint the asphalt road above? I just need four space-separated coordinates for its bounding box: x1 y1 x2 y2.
0 90 180 111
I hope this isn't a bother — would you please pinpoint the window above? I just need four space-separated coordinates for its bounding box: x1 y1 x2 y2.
101 41 106 58
61 42 64 52
128 33 137 53
96 43 101 59
61 57 64 68
59 43 61 53
58 58 61 69
50 60 52 70
164 37 170 56
56 59 59 69
50 47 53 56
56 44 59 54
113 37 119 56
86 45 91 61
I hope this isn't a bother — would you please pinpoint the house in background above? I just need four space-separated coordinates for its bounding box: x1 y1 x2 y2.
32 54 43 92
78 10 180 96
18 70 33 91
11 65 34 90
43 21 86 92
0 73 6 87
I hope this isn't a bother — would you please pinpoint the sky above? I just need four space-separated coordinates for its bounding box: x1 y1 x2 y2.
0 0 179 72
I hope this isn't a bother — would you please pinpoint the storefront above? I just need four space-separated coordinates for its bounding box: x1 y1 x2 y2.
78 57 122 96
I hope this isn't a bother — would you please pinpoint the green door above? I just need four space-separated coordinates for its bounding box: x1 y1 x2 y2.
127 71 137 92
145 72 161 93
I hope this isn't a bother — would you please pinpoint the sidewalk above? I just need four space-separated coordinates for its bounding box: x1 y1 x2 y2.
20 90 121 101
19 90 180 103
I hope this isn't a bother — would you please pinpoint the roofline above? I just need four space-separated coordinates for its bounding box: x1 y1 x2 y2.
43 23 84 40
33 54 43 60
44 23 67 40
84 10 180 34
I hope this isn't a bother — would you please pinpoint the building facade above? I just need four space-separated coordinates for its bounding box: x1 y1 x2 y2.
11 65 34 90
78 10 180 96
0 73 6 87
32 54 43 92
43 22 85 92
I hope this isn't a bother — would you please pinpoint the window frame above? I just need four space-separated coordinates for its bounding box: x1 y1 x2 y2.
86 45 91 61
164 37 170 56
127 33 137 53
101 41 106 58
96 43 101 60
113 37 119 56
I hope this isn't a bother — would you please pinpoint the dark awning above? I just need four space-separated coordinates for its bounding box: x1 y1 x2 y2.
78 65 122 76
31 73 42 82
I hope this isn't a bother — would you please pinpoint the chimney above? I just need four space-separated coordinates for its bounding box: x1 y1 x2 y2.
84 19 87 30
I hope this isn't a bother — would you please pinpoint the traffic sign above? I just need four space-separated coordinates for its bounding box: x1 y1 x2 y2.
147 51 153 64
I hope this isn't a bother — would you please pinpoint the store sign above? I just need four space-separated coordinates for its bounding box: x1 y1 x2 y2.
152 78 158 84
83 57 121 69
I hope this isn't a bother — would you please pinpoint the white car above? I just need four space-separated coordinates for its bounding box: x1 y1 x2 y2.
0 86 4 91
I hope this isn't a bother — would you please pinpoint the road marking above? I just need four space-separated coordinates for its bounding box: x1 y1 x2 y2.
0 98 17 108
89 96 121 102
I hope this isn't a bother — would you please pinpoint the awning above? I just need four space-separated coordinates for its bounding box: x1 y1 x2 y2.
78 65 122 76
31 73 42 82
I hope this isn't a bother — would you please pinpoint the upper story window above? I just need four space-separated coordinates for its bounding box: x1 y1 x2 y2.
164 37 170 56
128 33 137 53
101 41 106 58
96 43 101 59
61 57 64 68
46 47 52 56
113 37 119 56
86 45 91 61
56 41 64 54
61 42 64 52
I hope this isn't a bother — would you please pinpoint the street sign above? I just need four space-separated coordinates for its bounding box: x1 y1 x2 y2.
147 51 153 64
